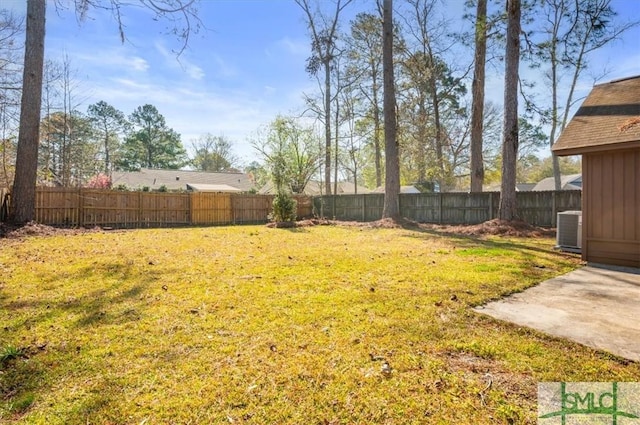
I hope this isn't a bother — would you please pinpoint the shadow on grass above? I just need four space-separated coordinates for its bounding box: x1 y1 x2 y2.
0 261 160 420
0 356 44 420
71 282 147 328
390 223 582 306
282 227 310 233
396 222 578 261
2 260 159 330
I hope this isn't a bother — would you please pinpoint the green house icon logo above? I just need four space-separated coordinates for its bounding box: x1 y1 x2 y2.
539 382 640 424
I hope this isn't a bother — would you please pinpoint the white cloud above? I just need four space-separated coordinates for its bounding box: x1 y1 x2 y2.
87 76 283 162
185 63 205 80
278 37 309 56
130 57 150 72
209 54 237 79
68 49 149 73
154 41 205 80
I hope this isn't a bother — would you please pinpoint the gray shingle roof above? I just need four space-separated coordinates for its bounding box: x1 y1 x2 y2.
552 75 640 156
532 174 582 191
111 168 255 191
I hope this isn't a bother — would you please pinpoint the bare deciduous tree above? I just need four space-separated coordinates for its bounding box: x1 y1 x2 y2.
190 134 239 173
296 0 354 195
0 9 23 188
525 0 638 190
252 116 321 195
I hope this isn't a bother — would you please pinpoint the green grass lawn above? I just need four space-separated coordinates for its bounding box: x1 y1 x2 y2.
1 225 638 424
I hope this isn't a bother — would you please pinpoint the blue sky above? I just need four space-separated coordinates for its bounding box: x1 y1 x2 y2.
5 0 640 165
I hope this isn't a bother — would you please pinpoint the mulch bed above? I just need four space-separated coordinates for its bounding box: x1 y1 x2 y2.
428 218 556 238
0 222 102 239
268 217 555 238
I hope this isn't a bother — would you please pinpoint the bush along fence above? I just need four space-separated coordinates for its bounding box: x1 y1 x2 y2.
313 191 582 227
13 187 312 228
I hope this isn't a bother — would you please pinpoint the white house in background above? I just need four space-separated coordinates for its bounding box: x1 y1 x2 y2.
373 185 421 194
258 180 372 195
111 168 255 192
532 174 582 191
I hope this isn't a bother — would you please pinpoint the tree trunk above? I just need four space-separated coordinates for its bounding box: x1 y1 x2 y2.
549 23 561 191
470 0 487 193
324 58 332 195
417 100 427 182
334 92 339 197
11 0 46 223
429 69 444 189
382 0 400 219
372 80 382 188
498 0 520 221
353 168 358 194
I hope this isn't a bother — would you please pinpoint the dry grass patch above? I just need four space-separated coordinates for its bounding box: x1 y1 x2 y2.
1 225 638 424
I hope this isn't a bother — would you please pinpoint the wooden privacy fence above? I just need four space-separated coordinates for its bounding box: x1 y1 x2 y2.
30 188 313 227
6 188 579 228
314 191 582 227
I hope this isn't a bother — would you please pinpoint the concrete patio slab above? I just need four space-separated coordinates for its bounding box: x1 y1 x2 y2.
473 264 640 362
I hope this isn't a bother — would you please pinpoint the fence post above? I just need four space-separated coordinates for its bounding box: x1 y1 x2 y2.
332 194 336 219
438 192 443 224
189 192 194 225
551 191 557 227
362 194 366 222
78 188 84 227
488 192 493 220
138 191 143 227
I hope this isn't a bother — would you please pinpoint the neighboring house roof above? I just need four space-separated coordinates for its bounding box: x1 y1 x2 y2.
552 75 640 156
111 168 254 192
258 180 372 195
186 183 242 192
532 174 582 191
373 185 421 194
482 182 537 192
517 183 537 192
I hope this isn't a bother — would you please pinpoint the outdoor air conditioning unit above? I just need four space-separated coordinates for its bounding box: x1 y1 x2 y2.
556 210 582 252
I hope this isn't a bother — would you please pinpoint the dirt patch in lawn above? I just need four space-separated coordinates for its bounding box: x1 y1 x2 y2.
442 351 537 401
